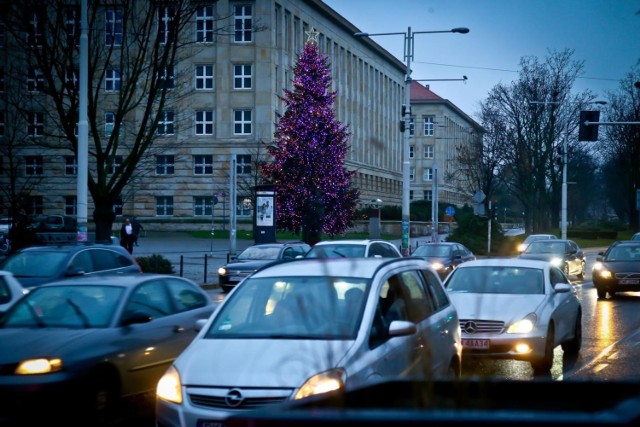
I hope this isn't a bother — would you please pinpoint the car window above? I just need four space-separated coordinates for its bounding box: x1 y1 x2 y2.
166 278 207 312
69 250 95 273
549 266 567 286
0 276 11 304
421 269 450 310
90 248 128 271
281 247 296 259
125 281 172 319
397 270 434 322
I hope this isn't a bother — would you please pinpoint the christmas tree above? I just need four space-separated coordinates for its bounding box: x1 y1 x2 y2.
261 28 359 245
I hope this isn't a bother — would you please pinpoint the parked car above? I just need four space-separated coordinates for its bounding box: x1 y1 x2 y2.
411 242 476 280
631 232 640 241
156 257 462 425
0 243 142 289
0 217 11 234
217 241 311 293
443 258 582 373
517 233 558 253
304 239 402 259
592 240 640 299
518 239 586 279
0 270 28 315
0 273 215 425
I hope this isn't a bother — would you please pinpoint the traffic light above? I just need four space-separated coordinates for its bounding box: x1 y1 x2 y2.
578 110 600 141
399 104 410 133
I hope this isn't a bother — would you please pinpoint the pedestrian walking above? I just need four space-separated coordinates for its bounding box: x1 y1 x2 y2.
131 216 144 246
120 217 135 254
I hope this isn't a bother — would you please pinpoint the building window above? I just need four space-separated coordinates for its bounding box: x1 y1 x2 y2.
233 64 252 89
158 6 175 45
424 145 434 159
195 111 214 135
159 66 174 89
195 64 214 90
156 196 174 216
65 68 79 91
410 167 415 181
28 12 44 47
65 196 77 215
424 190 432 201
27 68 44 93
195 5 214 43
237 154 252 174
157 111 174 135
233 109 252 135
25 156 43 176
156 155 175 175
28 112 44 136
0 67 4 92
105 69 121 92
65 156 77 176
423 168 433 181
0 21 5 48
424 115 435 137
194 155 213 175
0 111 4 137
409 145 414 159
236 196 252 217
105 8 123 46
26 196 44 215
105 112 115 136
108 155 122 174
64 6 80 47
113 197 123 215
409 190 414 201
194 196 213 216
234 4 252 43
409 116 415 136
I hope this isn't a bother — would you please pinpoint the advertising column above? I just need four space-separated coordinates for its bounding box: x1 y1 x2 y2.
255 185 277 244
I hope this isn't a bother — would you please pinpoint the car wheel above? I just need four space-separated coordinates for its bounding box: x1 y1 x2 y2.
576 261 585 280
596 287 607 299
561 312 582 354
531 324 555 373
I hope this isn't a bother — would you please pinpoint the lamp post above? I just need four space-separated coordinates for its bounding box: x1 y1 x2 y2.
530 100 606 239
354 26 469 255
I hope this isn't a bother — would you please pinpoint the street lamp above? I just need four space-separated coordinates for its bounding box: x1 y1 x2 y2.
354 26 469 255
530 100 606 239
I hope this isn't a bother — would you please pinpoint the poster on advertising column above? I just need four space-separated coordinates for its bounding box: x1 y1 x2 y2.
256 196 274 227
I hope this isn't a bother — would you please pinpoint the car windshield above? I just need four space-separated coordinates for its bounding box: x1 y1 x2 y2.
412 245 451 257
2 285 124 328
305 244 366 258
205 276 370 340
1 252 69 277
446 266 544 294
236 246 281 261
605 245 640 261
524 241 567 254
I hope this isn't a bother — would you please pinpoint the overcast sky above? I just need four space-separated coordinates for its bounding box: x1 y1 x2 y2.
323 0 640 120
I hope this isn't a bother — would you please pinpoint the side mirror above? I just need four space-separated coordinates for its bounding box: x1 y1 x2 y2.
121 311 153 326
554 283 571 293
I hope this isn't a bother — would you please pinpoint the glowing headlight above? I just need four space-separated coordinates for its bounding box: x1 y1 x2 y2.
16 358 62 375
592 262 603 271
294 368 345 400
598 269 613 279
506 313 537 334
550 257 563 267
517 243 527 252
217 267 227 275
156 365 183 404
431 262 445 271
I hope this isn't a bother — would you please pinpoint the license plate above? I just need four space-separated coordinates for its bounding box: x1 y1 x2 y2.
462 338 490 349
197 421 224 427
619 279 639 285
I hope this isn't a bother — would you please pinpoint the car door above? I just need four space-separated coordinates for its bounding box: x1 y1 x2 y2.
548 266 578 342
565 241 582 275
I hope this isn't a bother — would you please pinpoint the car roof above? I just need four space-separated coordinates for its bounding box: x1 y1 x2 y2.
312 239 390 245
38 272 194 288
250 257 429 279
16 243 128 253
454 258 552 270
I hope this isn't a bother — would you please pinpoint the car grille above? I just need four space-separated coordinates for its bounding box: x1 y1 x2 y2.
189 392 290 410
459 319 505 334
614 272 640 279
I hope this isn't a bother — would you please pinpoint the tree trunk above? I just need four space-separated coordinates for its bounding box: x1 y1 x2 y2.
93 202 117 243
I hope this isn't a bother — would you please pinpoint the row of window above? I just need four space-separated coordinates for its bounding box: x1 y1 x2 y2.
409 145 434 159
13 154 253 177
407 116 436 137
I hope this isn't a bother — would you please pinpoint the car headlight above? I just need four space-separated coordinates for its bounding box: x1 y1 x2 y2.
592 262 603 271
596 269 612 279
294 368 345 400
431 262 445 271
550 257 563 267
517 243 526 252
156 365 183 404
217 267 227 275
506 313 537 334
16 358 62 375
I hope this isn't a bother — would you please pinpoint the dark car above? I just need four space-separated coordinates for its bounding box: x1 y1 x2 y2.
0 243 142 289
410 242 476 280
0 273 215 425
518 239 586 279
217 242 311 292
592 240 640 299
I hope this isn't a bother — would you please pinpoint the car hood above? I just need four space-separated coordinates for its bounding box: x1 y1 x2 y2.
0 328 95 362
176 338 354 388
602 260 640 271
448 293 546 322
518 253 564 262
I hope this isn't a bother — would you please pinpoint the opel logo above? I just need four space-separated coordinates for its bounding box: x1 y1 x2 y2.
463 321 478 334
225 388 245 408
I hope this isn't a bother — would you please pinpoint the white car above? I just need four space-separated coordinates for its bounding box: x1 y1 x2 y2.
156 257 461 425
443 258 581 373
0 270 28 314
304 239 402 258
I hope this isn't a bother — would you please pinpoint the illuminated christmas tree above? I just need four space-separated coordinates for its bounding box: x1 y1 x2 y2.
261 28 359 245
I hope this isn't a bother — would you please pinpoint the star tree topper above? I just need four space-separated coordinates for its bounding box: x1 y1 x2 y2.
305 27 319 44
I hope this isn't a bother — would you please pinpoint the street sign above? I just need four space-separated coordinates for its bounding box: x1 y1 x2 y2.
445 206 455 217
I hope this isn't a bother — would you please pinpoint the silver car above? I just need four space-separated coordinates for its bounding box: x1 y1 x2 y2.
156 257 462 425
443 258 582 373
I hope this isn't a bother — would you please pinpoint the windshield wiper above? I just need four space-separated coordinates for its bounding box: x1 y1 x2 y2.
66 298 90 328
26 302 46 327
